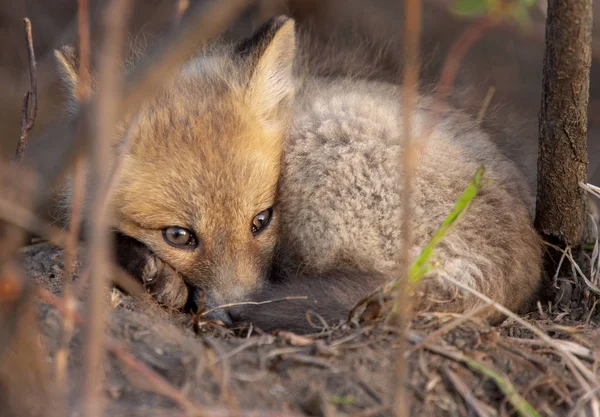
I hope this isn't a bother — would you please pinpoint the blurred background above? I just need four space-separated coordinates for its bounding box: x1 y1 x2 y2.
1 0 599 183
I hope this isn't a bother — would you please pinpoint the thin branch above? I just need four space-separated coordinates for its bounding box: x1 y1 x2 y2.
14 17 37 162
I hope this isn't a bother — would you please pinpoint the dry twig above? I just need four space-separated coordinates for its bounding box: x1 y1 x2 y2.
14 18 37 162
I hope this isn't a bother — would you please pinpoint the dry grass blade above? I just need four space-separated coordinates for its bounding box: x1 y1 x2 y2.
83 2 133 415
444 367 496 417
440 275 600 392
427 344 540 417
200 296 308 317
546 242 600 296
14 17 37 162
580 182 600 200
506 337 596 362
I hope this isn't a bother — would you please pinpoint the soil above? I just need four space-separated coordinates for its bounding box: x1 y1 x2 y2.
17 242 600 417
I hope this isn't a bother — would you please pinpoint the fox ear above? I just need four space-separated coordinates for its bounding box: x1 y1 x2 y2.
54 45 79 98
54 45 81 110
237 16 296 128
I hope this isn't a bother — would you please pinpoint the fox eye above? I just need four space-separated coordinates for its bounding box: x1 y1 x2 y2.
162 227 198 249
251 208 273 235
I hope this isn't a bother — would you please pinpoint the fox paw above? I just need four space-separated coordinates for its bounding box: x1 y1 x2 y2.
113 232 188 310
141 255 188 309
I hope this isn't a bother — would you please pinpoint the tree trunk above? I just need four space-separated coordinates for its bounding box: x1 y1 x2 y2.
535 0 592 248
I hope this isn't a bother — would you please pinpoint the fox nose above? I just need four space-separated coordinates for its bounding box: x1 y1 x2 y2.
189 286 232 326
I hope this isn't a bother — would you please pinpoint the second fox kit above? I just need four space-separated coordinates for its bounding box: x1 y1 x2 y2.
55 16 542 332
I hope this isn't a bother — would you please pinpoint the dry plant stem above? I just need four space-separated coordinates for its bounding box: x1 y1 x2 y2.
535 0 592 248
83 2 132 416
76 0 91 100
57 0 92 392
14 17 37 162
394 1 422 417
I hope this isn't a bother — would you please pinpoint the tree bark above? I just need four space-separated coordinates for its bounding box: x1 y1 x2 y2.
535 0 593 247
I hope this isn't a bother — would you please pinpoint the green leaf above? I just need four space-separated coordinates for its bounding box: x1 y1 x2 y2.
408 165 486 284
452 0 490 17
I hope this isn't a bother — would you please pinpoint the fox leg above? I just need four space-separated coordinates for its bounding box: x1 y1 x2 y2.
411 224 542 323
113 233 188 309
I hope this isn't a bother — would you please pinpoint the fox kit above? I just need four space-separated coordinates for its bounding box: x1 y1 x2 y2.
54 16 542 332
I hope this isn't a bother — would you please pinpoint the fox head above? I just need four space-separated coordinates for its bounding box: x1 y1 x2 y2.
55 16 296 308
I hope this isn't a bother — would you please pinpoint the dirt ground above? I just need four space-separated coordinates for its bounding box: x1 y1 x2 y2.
18 242 600 417
1 0 600 184
1 1 599 416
